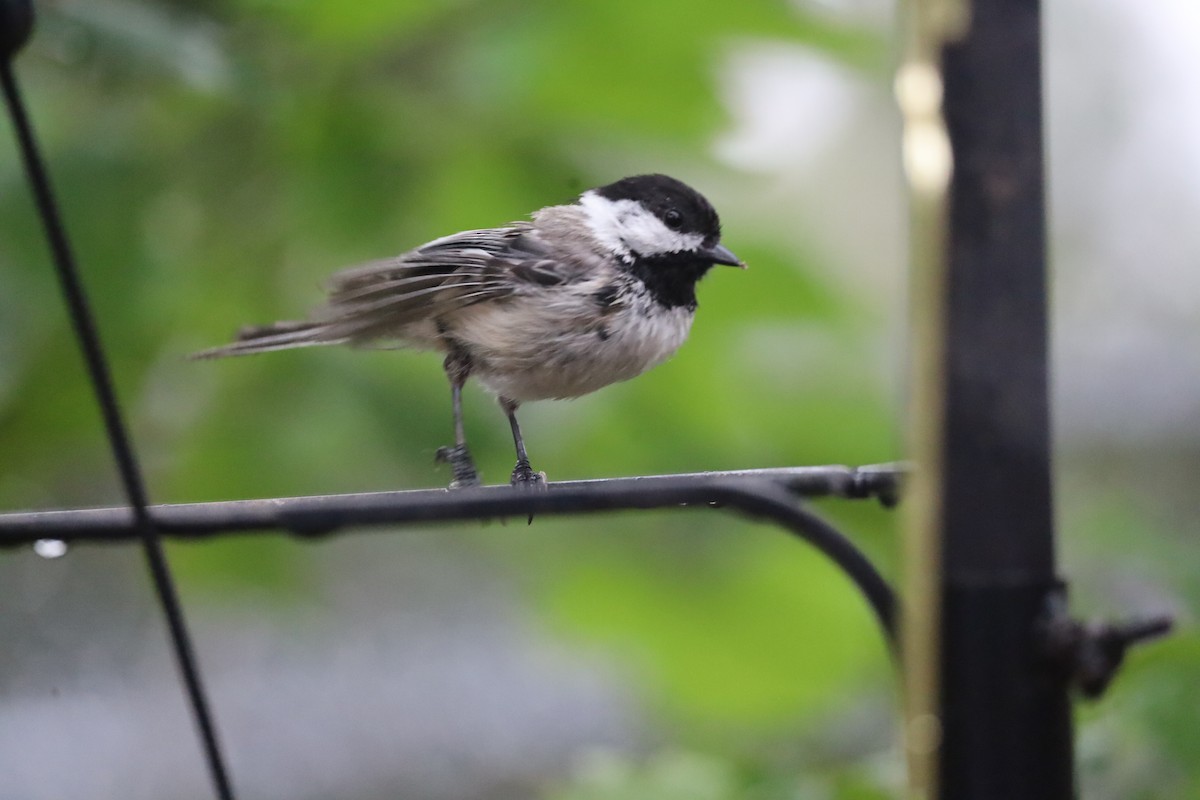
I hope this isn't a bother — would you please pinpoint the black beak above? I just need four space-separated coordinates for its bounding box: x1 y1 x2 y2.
699 242 746 268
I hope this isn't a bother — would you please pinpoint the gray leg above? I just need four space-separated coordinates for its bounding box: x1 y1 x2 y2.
435 350 480 488
500 397 546 488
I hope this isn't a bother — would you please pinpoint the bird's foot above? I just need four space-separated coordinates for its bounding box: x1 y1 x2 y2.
510 459 546 525
510 459 547 490
436 444 481 489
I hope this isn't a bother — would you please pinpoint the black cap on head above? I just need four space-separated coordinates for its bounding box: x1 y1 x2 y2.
593 174 722 244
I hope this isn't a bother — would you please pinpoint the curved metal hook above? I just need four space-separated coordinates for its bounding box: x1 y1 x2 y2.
0 468 900 645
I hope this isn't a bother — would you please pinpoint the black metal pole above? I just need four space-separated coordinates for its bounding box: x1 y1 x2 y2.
937 0 1074 796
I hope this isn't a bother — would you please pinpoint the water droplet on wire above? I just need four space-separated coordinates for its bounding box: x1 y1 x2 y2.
33 539 68 559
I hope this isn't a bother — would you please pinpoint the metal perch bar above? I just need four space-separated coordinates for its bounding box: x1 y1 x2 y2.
0 464 904 643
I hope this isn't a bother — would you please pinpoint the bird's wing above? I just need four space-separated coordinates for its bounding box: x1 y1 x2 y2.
313 223 595 341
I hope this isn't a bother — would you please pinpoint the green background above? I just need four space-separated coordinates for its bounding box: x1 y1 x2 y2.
0 1 1194 798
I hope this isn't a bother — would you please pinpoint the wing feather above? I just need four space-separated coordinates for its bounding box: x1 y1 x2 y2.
195 207 612 357
311 226 534 338
306 216 603 342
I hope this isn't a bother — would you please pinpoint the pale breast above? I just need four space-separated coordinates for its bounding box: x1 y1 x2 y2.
449 292 695 401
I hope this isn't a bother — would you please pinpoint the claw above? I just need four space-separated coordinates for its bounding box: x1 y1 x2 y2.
510 460 547 489
436 444 481 489
510 460 546 524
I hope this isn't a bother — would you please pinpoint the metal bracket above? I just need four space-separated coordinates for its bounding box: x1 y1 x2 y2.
0 464 907 646
1042 598 1174 699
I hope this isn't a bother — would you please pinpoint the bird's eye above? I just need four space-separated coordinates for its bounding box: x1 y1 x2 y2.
663 208 683 230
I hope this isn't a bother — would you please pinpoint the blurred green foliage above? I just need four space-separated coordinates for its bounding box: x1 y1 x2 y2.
1 1 1194 799
0 1 900 794
546 749 892 800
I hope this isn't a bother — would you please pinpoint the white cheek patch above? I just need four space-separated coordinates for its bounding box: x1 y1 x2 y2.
579 191 706 259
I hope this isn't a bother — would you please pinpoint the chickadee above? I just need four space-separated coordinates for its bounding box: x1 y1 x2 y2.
193 174 744 488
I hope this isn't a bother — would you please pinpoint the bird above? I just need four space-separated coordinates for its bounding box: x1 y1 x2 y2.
192 174 744 488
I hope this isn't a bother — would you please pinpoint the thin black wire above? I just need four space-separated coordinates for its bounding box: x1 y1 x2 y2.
1 63 235 800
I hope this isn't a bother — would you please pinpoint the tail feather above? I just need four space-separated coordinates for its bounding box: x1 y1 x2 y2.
190 320 346 360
